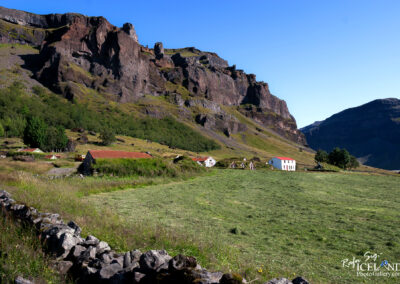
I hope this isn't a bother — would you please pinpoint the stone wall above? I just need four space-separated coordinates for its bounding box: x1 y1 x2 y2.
0 190 309 284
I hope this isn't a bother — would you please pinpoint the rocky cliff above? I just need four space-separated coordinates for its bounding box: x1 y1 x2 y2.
0 6 305 145
301 98 400 170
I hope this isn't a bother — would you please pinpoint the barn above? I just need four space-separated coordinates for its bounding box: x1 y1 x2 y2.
192 156 216 167
268 157 296 171
81 150 152 175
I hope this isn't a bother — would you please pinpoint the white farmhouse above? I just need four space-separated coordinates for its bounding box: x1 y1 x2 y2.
192 156 216 167
268 157 296 171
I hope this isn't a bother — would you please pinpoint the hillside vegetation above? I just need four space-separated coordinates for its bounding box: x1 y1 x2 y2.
0 80 219 152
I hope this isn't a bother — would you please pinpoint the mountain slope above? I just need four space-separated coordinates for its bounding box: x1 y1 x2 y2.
0 6 317 165
301 98 400 170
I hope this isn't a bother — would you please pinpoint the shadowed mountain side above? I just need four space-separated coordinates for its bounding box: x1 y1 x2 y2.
301 98 400 170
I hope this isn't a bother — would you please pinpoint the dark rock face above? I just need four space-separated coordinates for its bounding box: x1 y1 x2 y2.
0 5 305 144
301 98 400 170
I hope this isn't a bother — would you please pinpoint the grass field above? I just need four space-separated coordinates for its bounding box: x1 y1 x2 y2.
87 170 400 283
0 217 69 283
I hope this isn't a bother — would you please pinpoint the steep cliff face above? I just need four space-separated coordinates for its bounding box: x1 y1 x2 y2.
0 6 306 144
301 98 400 170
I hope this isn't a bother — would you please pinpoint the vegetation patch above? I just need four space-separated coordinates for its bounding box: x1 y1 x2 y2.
93 156 204 177
0 82 219 152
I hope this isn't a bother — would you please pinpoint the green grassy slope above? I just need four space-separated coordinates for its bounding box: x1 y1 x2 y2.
87 170 400 283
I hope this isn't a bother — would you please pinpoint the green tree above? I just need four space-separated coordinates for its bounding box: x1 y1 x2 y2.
0 122 4 137
315 149 328 163
44 126 68 152
349 155 360 169
23 117 48 149
100 128 116 146
328 147 351 169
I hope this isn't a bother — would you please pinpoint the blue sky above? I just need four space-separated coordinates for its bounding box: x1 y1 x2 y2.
1 0 399 127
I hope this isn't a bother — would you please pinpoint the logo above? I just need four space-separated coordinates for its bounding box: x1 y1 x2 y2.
342 251 400 278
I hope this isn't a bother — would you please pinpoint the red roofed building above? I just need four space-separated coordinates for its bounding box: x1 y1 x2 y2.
82 150 152 175
191 156 216 167
268 156 296 171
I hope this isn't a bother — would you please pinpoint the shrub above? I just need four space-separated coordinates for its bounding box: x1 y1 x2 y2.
100 128 116 146
315 149 328 163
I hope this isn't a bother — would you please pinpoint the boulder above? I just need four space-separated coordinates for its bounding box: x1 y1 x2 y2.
169 254 197 271
188 269 223 284
130 249 142 263
96 241 111 255
82 235 100 246
0 190 10 199
139 250 172 273
67 220 82 236
68 244 86 260
99 262 123 280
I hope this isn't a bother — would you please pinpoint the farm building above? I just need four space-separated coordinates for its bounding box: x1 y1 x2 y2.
192 156 216 167
81 150 152 175
18 148 43 153
45 155 61 160
268 157 296 171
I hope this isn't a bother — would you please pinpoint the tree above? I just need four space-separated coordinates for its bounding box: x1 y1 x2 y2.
100 128 116 146
349 155 360 169
0 122 4 137
23 116 47 148
328 147 351 169
315 149 328 163
44 126 68 152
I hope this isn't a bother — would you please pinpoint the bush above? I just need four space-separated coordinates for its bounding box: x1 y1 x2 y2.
315 149 328 163
100 128 116 146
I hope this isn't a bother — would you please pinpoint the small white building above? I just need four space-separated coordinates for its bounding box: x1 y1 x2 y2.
192 156 216 167
268 157 296 171
18 148 43 153
45 155 61 160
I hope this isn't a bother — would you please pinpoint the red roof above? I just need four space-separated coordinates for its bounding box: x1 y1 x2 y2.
88 150 152 159
20 148 40 152
192 157 209 162
275 156 295 161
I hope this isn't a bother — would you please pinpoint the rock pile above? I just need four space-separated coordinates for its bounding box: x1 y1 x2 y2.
0 190 309 284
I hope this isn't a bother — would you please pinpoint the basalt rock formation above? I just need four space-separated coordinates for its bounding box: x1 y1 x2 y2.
0 6 306 145
301 98 400 170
